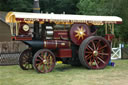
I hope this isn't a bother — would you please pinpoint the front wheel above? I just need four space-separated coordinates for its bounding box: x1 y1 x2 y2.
33 49 56 73
19 49 33 70
79 36 111 69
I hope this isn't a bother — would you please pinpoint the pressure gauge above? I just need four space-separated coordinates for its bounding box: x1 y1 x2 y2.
23 25 30 32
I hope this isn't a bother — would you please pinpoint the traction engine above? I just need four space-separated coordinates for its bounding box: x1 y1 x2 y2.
19 22 111 73
6 12 122 73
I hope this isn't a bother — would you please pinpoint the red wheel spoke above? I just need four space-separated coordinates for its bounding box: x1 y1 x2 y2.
42 64 47 73
92 41 96 50
44 52 48 57
41 52 44 57
96 40 101 50
85 54 91 58
91 59 95 66
36 63 40 67
35 59 42 62
40 62 43 65
47 54 51 57
37 64 41 71
47 63 50 69
36 62 43 66
98 55 104 59
42 64 45 72
37 56 44 61
85 51 93 54
94 60 99 68
44 65 48 73
97 57 106 64
98 45 107 51
88 45 93 51
89 58 93 66
99 53 109 56
86 55 93 60
86 46 92 51
90 61 93 66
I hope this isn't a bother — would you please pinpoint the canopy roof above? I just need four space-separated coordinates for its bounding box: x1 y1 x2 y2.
6 12 122 25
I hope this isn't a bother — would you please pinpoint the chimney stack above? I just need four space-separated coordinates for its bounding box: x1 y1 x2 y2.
33 0 40 13
33 0 40 40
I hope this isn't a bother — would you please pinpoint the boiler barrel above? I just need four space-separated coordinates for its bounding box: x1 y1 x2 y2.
44 40 71 49
22 40 71 49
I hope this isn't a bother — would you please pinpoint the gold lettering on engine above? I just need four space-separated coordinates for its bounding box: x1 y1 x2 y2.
24 18 40 22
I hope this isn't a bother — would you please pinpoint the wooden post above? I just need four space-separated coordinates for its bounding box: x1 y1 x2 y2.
10 16 14 35
16 22 18 36
10 23 13 35
108 23 112 34
112 23 114 35
105 23 108 34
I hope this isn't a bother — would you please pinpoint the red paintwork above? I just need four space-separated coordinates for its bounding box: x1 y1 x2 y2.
43 40 71 49
11 36 32 41
105 34 114 41
70 24 91 45
53 30 69 39
57 49 72 58
102 21 122 24
116 21 122 24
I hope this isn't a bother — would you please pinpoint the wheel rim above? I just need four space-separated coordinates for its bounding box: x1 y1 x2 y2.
33 49 55 73
84 38 110 69
19 49 33 70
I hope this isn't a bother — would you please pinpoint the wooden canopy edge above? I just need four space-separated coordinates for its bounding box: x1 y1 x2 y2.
5 12 122 25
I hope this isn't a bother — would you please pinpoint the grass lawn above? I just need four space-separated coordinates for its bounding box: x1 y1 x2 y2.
0 60 128 85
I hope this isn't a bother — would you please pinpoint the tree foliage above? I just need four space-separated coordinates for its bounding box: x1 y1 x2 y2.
0 0 33 12
40 0 78 14
0 0 78 14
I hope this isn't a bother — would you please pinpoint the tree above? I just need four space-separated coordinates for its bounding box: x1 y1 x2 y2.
119 0 128 42
0 0 33 12
0 0 79 14
40 0 79 14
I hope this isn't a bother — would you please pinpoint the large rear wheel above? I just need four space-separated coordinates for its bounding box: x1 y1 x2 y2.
33 49 56 73
79 36 111 69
